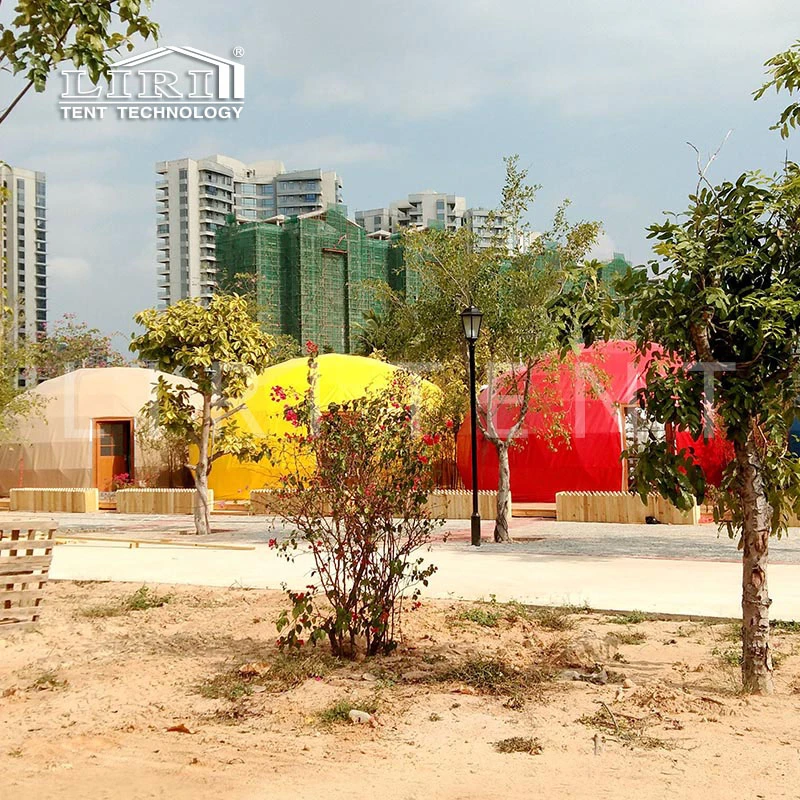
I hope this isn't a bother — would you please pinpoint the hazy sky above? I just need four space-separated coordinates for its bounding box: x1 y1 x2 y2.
1 1 797 348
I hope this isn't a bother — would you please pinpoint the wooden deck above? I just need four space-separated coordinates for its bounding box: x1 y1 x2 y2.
511 502 556 519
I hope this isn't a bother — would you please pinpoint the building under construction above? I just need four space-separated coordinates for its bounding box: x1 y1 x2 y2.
216 206 411 353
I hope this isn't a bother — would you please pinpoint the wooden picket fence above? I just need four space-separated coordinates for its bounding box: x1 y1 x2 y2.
115 488 213 515
0 518 58 629
555 491 699 525
10 488 99 514
249 488 502 520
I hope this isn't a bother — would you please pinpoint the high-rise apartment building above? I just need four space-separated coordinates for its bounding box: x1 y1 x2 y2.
156 155 343 305
0 164 47 373
355 191 467 235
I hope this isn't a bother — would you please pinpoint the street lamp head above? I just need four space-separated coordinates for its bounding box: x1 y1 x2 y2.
460 306 483 343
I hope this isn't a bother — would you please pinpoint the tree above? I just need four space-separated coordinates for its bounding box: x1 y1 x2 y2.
391 157 600 542
130 294 274 535
34 313 126 381
755 39 800 139
0 0 158 125
570 166 800 694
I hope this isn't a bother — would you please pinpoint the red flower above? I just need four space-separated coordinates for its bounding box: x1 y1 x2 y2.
445 419 454 429
433 433 441 445
422 433 434 446
305 340 319 356
271 385 287 401
284 407 299 425
418 455 429 464
268 538 277 548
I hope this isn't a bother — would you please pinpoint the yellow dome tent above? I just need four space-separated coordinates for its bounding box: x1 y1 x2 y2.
208 354 438 500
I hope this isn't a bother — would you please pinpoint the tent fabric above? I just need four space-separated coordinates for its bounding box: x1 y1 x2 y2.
0 367 191 494
208 354 438 500
455 340 732 503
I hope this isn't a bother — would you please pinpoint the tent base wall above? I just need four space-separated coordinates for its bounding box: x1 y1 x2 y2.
555 491 699 525
10 488 99 513
115 489 214 515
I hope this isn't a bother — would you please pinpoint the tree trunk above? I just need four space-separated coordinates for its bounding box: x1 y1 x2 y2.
734 433 774 694
494 442 512 543
193 394 212 536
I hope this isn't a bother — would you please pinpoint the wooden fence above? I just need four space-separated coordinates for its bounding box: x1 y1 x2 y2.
10 488 99 513
0 519 58 628
115 488 212 515
249 488 502 520
555 491 699 525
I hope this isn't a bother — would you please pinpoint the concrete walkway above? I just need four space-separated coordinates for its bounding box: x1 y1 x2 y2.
29 511 800 620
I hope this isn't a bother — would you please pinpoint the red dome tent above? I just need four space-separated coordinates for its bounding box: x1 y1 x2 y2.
455 340 732 503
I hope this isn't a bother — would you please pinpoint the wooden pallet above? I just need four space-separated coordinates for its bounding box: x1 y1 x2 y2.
0 519 58 629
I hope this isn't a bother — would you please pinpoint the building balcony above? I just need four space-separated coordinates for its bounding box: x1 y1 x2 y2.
156 179 168 189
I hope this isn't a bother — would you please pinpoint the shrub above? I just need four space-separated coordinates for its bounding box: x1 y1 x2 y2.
273 347 444 658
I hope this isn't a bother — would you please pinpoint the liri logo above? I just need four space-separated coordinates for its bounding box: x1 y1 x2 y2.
59 45 245 121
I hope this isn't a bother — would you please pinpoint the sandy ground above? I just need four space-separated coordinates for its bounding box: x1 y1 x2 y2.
3 582 800 800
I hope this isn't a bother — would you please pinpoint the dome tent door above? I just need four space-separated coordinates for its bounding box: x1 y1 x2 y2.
93 419 133 492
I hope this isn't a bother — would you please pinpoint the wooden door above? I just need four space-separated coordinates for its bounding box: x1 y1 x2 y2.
94 420 132 491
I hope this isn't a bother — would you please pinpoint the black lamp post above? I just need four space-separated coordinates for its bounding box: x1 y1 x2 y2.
461 305 483 547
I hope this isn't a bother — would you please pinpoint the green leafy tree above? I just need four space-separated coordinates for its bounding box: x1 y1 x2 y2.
34 313 126 381
130 294 274 535
755 39 800 139
569 166 800 694
0 0 159 125
391 157 600 542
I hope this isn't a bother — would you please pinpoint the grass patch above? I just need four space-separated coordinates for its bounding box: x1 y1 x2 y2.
197 650 334 701
318 696 379 725
579 705 670 750
534 606 576 631
493 736 543 755
28 670 68 691
457 607 502 628
606 610 648 625
616 631 647 646
443 654 553 698
712 646 742 668
80 585 172 618
771 619 800 633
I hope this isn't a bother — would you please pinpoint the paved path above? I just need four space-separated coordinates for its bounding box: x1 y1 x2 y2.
23 511 800 620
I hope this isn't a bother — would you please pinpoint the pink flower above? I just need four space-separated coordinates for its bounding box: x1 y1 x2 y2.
284 407 299 425
271 385 287 401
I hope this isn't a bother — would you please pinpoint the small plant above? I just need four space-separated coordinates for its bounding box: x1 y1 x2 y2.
318 696 379 725
712 646 742 668
428 713 442 722
493 736 543 755
457 607 501 628
7 748 23 758
198 672 254 701
81 585 171 618
29 670 67 691
535 606 576 631
606 610 648 625
616 631 647 645
110 472 135 491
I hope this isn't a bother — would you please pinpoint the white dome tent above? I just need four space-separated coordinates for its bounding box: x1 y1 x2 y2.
0 367 193 495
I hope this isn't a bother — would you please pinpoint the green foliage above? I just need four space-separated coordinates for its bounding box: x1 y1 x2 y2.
273 349 443 658
457 606 502 627
34 313 126 380
607 610 648 625
80 585 171 617
534 606 577 631
755 39 800 138
0 0 159 124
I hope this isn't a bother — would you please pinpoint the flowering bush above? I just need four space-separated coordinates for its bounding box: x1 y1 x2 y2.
111 472 135 491
273 345 444 658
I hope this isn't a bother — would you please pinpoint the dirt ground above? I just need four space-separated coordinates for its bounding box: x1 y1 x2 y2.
3 582 800 799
